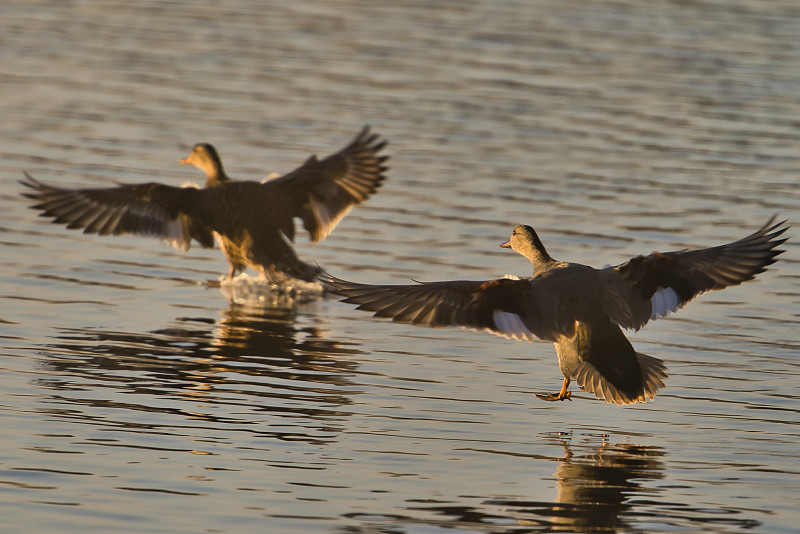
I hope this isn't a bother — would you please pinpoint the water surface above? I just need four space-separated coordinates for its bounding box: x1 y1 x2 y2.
1 1 799 532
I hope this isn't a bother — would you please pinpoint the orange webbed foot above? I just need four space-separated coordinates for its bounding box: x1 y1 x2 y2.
535 378 572 402
535 390 572 402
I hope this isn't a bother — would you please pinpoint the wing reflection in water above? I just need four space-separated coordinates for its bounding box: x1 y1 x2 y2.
32 301 363 445
493 433 666 531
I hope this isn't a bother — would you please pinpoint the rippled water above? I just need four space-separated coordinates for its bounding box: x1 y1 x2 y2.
2 1 799 532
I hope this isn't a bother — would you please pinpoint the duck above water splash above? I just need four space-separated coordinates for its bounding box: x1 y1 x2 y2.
21 126 389 284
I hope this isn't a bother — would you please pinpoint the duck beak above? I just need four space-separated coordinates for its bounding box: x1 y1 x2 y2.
180 156 191 165
500 240 511 248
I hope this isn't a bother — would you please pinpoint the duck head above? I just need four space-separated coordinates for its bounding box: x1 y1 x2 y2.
501 224 553 268
181 143 228 185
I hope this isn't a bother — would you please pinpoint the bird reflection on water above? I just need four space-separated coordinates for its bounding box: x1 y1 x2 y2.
340 433 762 533
490 433 666 531
381 434 667 533
487 433 762 532
33 302 362 445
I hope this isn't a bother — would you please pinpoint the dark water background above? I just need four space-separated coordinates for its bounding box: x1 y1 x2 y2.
1 1 799 532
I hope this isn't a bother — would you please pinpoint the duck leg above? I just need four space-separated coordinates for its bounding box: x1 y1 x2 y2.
535 377 572 401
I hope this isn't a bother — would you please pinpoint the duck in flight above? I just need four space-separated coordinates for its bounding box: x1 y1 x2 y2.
21 126 388 283
322 217 788 405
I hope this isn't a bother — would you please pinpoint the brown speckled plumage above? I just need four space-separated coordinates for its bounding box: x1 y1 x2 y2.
323 218 788 405
21 126 389 282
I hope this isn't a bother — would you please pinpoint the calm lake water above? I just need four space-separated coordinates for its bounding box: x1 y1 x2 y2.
2 1 799 532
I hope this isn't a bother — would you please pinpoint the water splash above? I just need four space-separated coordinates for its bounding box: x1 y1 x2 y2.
217 272 325 306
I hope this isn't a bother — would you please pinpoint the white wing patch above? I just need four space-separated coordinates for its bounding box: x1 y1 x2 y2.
492 310 535 341
650 287 681 320
260 172 281 183
157 182 199 252
163 215 192 252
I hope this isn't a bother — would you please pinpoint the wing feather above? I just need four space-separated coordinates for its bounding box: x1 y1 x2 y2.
263 126 389 242
20 173 216 250
605 216 788 329
321 273 561 341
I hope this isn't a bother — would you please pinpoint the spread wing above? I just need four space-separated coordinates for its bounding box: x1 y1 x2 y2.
321 274 564 342
263 126 388 242
603 216 788 330
20 173 215 251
